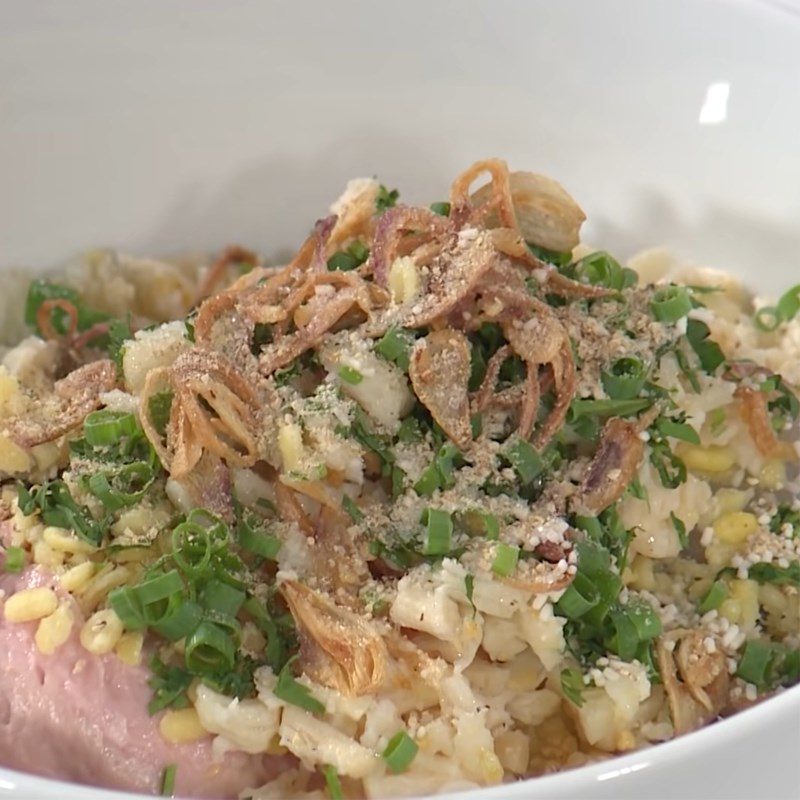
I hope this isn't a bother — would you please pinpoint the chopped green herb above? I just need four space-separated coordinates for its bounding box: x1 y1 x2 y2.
421 508 453 556
464 572 475 611
769 504 800 537
560 668 585 707
3 545 25 573
274 658 325 714
161 764 177 797
327 240 370 272
430 201 451 216
491 542 519 577
650 285 692 323
374 326 415 371
148 391 174 438
656 416 700 445
670 512 688 549
338 365 364 385
342 494 364 523
504 437 545 484
601 356 649 400
699 580 728 613
382 730 419 773
747 560 800 588
322 764 344 800
736 640 774 687
685 319 725 374
375 185 399 212
528 242 572 268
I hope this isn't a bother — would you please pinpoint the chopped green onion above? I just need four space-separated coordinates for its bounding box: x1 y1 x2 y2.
342 494 364 523
184 621 236 675
776 283 800 323
464 572 475 608
650 286 692 322
414 443 460 497
747 560 800 588
429 201 451 217
737 640 774 687
601 356 648 400
274 658 325 714
480 512 500 540
86 461 155 511
699 580 728 613
560 668 585 707
161 764 177 797
237 516 281 559
382 730 419 774
491 542 519 577
375 185 399 212
152 597 203 642
338 365 364 385
504 438 544 484
685 319 725 373
527 242 573 268
17 480 104 545
83 409 139 446
201 579 246 617
754 306 781 332
421 508 453 556
572 251 633 290
327 241 370 272
670 512 688 549
374 326 415 371
323 764 344 800
3 545 25 573
569 398 652 420
656 417 701 445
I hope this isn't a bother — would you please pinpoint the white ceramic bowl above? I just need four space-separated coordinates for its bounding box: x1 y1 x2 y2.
1 1 798 798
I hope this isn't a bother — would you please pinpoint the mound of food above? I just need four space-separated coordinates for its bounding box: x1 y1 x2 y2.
0 160 797 798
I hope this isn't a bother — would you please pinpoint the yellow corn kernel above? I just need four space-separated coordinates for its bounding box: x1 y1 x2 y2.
115 631 145 666
35 602 74 654
3 587 59 623
43 526 97 555
278 422 304 471
723 579 759 629
388 256 420 304
714 512 759 545
615 730 637 751
59 561 97 593
759 583 788 615
714 488 749 517
759 460 786 490
718 598 741 624
679 444 736 474
625 555 655 591
80 608 124 655
111 505 171 539
159 708 207 744
0 433 32 474
77 565 132 613
479 748 504 784
32 539 65 569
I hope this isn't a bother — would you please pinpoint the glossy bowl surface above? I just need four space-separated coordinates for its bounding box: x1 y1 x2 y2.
1 1 799 798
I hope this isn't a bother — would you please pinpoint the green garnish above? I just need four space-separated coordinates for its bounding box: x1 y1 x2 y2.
338 365 364 385
650 285 692 323
274 658 325 714
698 580 728 613
421 508 453 556
601 356 649 400
323 765 344 800
747 560 800 587
342 494 364 523
429 201 451 217
685 319 725 374
374 326 415 371
491 542 519 577
161 764 177 797
560 668 585 707
752 284 800 332
382 730 419 773
571 251 636 290
17 480 104 545
2 546 25 573
148 391 174 437
375 185 399 212
327 241 370 272
504 437 545 484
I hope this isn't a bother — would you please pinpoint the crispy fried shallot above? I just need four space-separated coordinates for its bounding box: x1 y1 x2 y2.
572 417 645 515
281 580 388 696
735 385 795 459
196 245 259 303
368 205 452 287
5 359 117 448
409 330 473 449
36 299 79 342
139 350 261 478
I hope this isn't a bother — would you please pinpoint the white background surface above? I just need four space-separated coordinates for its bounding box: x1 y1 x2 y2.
1 1 799 799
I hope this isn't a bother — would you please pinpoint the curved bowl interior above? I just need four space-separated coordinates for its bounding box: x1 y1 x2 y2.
1 1 799 799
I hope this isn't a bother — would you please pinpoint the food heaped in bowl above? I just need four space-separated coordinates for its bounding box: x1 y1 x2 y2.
0 160 797 799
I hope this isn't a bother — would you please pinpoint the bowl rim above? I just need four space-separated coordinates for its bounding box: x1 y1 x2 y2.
1 683 797 799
